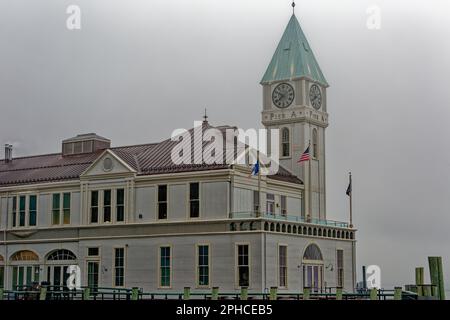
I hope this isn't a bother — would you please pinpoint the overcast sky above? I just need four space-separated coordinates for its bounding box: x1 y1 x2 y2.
1 0 450 289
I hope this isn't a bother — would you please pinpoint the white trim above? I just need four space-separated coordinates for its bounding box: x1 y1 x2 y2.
112 246 126 288
277 244 288 289
195 243 211 289
235 242 251 289
157 245 172 289
80 149 137 177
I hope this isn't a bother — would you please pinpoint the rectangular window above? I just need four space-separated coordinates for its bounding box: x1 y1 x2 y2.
19 196 26 227
158 185 167 219
197 245 209 287
90 191 99 223
189 183 200 218
116 189 125 222
281 195 287 216
160 246 171 287
114 248 125 287
253 191 260 213
337 249 344 287
237 244 249 287
63 193 71 224
88 247 99 257
87 261 99 292
266 194 275 215
279 245 287 287
103 190 111 222
12 196 17 227
52 194 61 225
29 195 37 226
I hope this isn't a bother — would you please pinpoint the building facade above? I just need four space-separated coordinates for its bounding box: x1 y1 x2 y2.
0 13 356 293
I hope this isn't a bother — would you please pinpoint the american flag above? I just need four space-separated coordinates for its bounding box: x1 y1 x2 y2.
298 145 310 163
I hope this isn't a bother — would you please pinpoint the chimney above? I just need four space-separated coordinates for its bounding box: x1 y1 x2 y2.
4 144 13 163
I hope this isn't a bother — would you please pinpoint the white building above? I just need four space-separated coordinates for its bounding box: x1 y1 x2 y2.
0 12 356 294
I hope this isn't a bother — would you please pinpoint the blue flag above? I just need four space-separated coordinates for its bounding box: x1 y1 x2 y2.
250 161 260 176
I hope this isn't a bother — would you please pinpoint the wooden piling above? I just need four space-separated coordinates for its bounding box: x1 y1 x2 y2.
422 285 432 297
83 288 91 300
369 288 377 300
269 287 277 300
428 256 445 300
240 287 248 300
394 287 402 300
415 267 424 296
211 287 219 300
131 287 140 300
39 286 47 300
303 287 310 300
183 287 191 300
336 287 343 300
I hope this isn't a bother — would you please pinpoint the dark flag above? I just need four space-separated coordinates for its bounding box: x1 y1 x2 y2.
346 178 352 196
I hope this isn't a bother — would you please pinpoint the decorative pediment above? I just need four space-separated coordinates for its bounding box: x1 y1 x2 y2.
80 149 136 178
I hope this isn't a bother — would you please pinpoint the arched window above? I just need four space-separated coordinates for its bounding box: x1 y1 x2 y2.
303 244 323 261
281 128 290 157
10 250 39 262
312 128 318 158
46 249 77 261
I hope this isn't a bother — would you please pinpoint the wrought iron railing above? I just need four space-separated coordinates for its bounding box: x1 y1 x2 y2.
230 212 349 228
0 285 418 300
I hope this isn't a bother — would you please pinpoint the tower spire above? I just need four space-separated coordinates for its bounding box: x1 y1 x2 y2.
203 108 208 123
292 1 296 15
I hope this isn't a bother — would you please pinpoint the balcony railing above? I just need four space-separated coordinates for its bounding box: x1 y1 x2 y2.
230 212 350 228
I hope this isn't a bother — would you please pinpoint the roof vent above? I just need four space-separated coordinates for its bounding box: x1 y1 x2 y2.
4 144 13 163
62 133 110 156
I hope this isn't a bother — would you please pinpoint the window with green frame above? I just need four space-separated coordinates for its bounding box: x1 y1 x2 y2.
11 265 39 289
19 196 26 227
90 191 99 223
160 246 171 287
197 245 209 286
114 248 125 287
116 189 125 222
11 196 17 227
103 190 111 222
29 195 37 226
52 194 60 225
63 193 71 224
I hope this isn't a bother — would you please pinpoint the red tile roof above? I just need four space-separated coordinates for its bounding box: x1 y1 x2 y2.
0 123 302 187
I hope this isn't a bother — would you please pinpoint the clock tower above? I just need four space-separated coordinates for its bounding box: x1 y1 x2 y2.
261 13 329 221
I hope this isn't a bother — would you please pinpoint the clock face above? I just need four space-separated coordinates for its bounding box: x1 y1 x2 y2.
309 84 322 110
272 83 295 108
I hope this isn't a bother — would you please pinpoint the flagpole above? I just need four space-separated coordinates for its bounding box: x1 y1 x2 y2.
257 150 261 218
349 172 353 228
308 140 312 222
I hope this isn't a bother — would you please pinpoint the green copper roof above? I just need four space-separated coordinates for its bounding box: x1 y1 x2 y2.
261 14 328 86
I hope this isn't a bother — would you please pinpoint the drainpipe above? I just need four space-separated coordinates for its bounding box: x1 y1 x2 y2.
263 232 267 293
4 192 9 290
229 167 234 218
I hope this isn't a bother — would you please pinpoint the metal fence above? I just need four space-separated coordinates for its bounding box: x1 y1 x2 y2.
0 285 418 301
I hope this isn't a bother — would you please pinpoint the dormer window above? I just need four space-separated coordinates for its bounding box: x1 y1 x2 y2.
62 133 110 156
